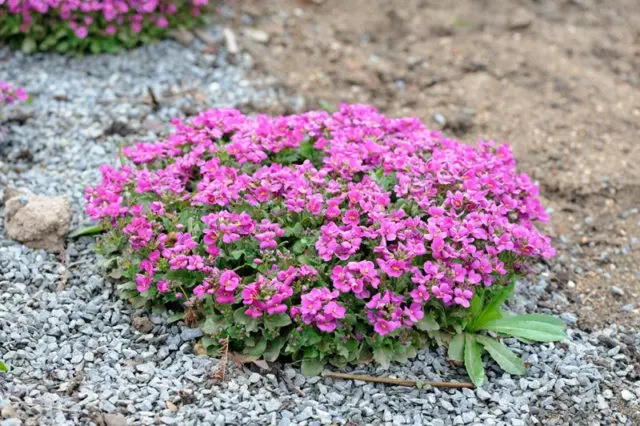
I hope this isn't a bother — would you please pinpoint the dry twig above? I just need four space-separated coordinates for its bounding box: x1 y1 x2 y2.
322 371 474 389
212 338 230 381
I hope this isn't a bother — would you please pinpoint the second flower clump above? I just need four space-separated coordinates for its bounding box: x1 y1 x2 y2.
0 0 210 53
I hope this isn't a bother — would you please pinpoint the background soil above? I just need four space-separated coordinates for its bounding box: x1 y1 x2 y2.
221 0 640 331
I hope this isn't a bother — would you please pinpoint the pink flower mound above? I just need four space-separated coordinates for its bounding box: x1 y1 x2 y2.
86 104 554 362
0 81 27 107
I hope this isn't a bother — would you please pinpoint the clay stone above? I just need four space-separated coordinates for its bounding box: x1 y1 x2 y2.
4 189 71 253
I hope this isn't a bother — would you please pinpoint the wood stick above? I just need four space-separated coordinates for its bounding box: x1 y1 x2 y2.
321 371 474 389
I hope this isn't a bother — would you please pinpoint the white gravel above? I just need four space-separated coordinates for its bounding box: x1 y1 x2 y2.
1 27 639 426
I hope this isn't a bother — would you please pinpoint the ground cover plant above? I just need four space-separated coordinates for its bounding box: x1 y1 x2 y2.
0 0 210 53
85 104 565 386
0 80 27 145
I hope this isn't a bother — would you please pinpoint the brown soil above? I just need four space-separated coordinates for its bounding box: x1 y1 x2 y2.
221 0 640 330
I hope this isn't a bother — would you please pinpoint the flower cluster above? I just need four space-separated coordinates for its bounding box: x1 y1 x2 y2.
87 104 554 367
292 287 345 332
0 81 27 108
0 0 209 53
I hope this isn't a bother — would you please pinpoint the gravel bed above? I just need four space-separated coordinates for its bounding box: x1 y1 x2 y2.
1 29 639 426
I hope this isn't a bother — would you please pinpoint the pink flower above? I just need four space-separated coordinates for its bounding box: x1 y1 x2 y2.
219 270 241 292
342 209 360 226
157 280 169 293
410 285 430 303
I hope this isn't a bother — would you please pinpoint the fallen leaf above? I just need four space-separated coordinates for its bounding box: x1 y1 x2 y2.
230 352 258 365
252 359 270 370
194 342 208 356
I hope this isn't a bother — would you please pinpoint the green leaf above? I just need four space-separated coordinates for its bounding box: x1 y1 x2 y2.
263 337 286 362
200 336 218 350
201 317 224 335
301 358 325 376
475 335 526 376
244 338 267 357
448 332 465 363
482 314 566 342
230 249 244 260
373 345 395 369
0 361 7 373
469 292 484 317
468 282 515 332
415 315 440 331
233 307 259 332
301 327 322 345
284 222 303 237
21 37 37 54
70 224 106 238
167 312 184 324
263 313 292 331
166 269 204 285
464 333 485 387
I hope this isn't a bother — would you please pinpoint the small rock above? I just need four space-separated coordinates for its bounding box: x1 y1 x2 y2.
560 312 578 325
180 327 203 341
621 304 635 313
4 192 71 253
223 28 239 54
610 286 625 297
440 400 455 411
433 113 447 127
1 402 17 419
295 407 313 422
132 317 154 333
477 388 492 401
102 413 127 426
168 27 195 46
508 8 534 30
316 409 332 425
244 28 270 44
136 363 155 375
278 417 291 426
462 412 475 423
264 399 281 413
621 389 635 401
327 391 345 405
248 373 261 384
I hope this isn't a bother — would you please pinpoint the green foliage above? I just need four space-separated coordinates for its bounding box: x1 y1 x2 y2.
0 360 7 372
445 287 566 387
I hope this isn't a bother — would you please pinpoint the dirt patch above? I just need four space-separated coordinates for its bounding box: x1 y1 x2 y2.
219 0 640 331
